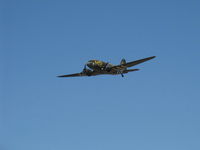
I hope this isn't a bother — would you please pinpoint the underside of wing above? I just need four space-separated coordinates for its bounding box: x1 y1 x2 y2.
57 73 85 78
112 56 156 69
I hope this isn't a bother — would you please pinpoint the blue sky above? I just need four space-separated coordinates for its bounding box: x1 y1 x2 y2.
1 0 200 150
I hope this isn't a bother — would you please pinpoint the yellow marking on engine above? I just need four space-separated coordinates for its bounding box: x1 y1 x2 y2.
94 60 104 67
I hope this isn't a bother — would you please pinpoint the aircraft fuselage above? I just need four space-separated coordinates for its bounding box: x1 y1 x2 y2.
86 60 113 71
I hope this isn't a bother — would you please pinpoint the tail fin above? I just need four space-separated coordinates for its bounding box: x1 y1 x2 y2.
120 58 126 65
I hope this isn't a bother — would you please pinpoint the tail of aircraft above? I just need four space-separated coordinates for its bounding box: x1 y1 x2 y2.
120 58 126 65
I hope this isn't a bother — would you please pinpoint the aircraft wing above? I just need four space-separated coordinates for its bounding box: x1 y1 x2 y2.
57 70 102 78
57 72 86 78
112 56 156 69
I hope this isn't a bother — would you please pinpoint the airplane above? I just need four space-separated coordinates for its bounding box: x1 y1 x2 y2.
57 56 156 78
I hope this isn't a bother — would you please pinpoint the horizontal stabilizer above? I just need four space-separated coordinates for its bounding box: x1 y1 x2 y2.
123 69 139 73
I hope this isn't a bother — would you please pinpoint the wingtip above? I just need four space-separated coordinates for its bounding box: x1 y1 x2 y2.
57 75 64 78
147 56 156 60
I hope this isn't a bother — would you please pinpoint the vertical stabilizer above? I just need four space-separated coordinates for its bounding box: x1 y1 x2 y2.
120 58 126 65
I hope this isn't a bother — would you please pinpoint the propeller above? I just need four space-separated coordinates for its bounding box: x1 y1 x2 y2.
84 64 86 69
82 64 93 76
81 65 88 75
104 62 112 72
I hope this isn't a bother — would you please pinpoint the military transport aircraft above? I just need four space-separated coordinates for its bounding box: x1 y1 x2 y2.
57 56 156 78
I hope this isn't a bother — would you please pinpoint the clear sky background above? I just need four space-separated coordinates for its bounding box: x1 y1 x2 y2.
1 0 200 150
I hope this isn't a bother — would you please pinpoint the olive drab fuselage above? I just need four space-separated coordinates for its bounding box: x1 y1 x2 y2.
86 60 113 71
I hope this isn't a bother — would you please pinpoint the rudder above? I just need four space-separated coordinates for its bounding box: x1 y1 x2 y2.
120 58 126 65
